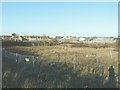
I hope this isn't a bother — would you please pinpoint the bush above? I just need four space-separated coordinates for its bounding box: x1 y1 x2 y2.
70 43 113 48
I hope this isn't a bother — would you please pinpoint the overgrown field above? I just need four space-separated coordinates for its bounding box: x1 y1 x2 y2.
2 43 119 88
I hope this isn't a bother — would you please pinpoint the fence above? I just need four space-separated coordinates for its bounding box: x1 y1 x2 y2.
2 48 39 67
2 47 118 88
2 48 116 75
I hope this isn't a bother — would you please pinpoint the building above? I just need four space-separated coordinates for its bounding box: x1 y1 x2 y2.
79 37 86 41
23 36 51 41
92 37 115 43
49 36 56 39
59 36 79 43
1 36 23 41
0 36 4 40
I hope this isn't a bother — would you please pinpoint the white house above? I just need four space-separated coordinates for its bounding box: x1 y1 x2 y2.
60 36 79 43
49 36 56 39
92 38 115 43
79 37 86 41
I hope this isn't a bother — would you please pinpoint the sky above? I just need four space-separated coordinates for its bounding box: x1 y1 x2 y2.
2 2 118 37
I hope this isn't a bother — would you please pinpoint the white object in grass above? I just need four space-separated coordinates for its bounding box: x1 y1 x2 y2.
24 57 30 62
86 55 88 57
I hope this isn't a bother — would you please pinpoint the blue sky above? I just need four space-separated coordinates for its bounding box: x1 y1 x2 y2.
2 2 118 37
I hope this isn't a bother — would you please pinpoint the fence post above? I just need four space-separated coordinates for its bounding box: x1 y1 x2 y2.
36 56 38 60
96 52 99 64
15 53 18 86
64 46 67 64
110 48 112 62
16 53 18 62
57 52 59 62
73 52 76 73
32 56 35 67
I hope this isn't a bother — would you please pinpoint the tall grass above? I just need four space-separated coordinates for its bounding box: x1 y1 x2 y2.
2 44 118 88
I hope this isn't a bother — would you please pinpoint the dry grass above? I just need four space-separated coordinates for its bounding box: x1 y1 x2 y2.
3 44 119 88
5 45 118 76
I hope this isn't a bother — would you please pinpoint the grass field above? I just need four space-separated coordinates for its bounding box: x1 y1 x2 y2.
2 43 119 88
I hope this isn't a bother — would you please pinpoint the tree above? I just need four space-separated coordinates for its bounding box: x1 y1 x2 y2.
11 33 18 36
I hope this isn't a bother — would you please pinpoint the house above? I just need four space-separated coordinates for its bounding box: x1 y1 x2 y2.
20 36 29 41
0 36 4 40
2 36 12 41
1 36 23 41
49 36 56 39
10 36 23 41
23 36 51 41
113 38 118 43
23 36 31 41
56 36 64 39
92 37 115 43
56 36 64 43
79 37 86 42
84 37 94 43
27 36 37 41
40 36 50 40
59 36 79 43
23 36 36 41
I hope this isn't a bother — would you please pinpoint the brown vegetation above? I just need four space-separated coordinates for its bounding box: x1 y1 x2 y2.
2 43 119 88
